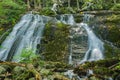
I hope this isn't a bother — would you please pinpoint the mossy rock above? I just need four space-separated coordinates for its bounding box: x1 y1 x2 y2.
41 21 70 62
104 43 120 59
74 58 120 79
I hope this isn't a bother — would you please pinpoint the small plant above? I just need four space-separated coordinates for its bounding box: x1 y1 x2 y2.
14 48 38 63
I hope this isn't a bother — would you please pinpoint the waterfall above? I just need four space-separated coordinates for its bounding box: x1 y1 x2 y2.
78 14 104 63
0 14 50 62
51 3 58 13
58 14 75 25
60 14 75 64
1 13 99 64
0 13 75 62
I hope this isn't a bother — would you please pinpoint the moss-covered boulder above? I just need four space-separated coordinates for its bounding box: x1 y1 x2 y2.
74 58 120 79
41 21 70 62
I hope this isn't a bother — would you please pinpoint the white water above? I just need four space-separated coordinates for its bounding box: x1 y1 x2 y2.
78 14 104 63
51 3 58 13
0 13 75 62
59 14 75 64
56 14 75 64
0 13 103 64
58 14 75 25
0 14 50 62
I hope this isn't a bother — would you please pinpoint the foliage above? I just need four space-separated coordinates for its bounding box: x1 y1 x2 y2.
81 0 115 10
81 0 102 10
111 3 120 11
0 0 26 43
115 62 120 71
0 0 26 26
106 25 120 47
39 7 55 16
18 48 38 63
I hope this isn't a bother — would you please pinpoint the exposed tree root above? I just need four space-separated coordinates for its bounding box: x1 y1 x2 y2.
0 61 25 67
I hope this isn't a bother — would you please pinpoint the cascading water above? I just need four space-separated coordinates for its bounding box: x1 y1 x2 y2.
78 14 104 63
0 13 75 62
59 14 75 64
58 14 75 25
0 13 50 62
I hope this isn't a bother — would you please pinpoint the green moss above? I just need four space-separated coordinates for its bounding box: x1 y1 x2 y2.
104 44 114 58
105 46 120 59
74 58 120 79
41 22 70 62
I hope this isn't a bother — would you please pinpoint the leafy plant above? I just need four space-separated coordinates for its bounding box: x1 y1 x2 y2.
111 3 120 11
17 48 38 63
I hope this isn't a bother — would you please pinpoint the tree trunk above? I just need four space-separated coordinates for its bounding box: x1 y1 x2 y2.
113 0 117 4
77 0 80 10
38 0 42 10
34 0 37 9
27 0 31 10
68 0 71 8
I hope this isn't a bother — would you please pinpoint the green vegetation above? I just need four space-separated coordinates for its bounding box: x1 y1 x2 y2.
19 49 38 63
111 3 120 11
0 0 26 44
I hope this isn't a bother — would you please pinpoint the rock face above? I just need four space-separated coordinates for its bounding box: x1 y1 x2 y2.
41 21 70 62
68 26 88 64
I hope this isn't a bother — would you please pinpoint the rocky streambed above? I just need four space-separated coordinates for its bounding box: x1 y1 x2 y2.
0 57 120 80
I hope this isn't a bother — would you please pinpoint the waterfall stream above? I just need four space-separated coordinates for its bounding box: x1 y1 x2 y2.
79 23 104 63
0 13 104 64
0 14 50 62
0 14 75 62
0 13 106 80
79 14 104 63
